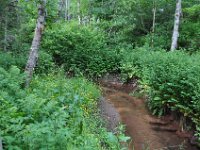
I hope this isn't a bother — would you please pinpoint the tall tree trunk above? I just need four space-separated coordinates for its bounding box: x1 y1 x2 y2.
58 0 64 18
151 0 156 48
65 0 68 21
68 0 71 20
171 0 182 51
77 0 81 24
25 1 46 87
88 1 92 25
65 0 70 21
4 7 8 52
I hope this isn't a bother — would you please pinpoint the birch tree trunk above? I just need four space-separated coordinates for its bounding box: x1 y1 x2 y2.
65 0 68 21
151 1 156 48
170 0 182 51
68 0 71 20
25 1 46 87
65 0 70 21
58 0 64 18
77 0 81 24
4 7 8 52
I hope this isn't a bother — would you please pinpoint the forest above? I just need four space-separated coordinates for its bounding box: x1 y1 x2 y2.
0 0 200 149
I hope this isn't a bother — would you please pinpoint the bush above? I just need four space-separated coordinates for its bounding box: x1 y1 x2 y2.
179 4 200 51
121 47 200 141
0 51 55 75
42 22 120 77
0 52 26 70
179 21 200 51
0 52 16 69
0 67 128 150
35 51 55 74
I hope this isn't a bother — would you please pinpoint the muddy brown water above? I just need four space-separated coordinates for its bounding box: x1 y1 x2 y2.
101 81 198 150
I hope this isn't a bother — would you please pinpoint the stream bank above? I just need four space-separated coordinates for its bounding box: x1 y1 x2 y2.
99 76 198 150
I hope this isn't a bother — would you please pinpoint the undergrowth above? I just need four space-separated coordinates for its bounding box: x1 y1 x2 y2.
121 47 200 142
42 22 120 77
0 66 129 150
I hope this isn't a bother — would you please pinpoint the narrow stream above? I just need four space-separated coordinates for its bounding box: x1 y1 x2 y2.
101 81 198 150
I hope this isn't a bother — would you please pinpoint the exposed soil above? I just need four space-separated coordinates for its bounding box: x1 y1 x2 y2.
99 79 198 150
98 97 120 132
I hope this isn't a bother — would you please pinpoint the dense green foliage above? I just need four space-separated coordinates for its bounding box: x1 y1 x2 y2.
180 4 200 51
121 48 200 141
42 22 119 77
0 52 25 69
0 0 200 148
0 66 128 149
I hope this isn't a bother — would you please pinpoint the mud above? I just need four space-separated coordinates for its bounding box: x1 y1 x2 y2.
98 97 120 132
100 80 198 150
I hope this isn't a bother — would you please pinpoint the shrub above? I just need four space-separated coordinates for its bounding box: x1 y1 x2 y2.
0 67 128 149
42 22 120 77
179 21 200 51
35 51 55 74
0 52 27 70
0 51 55 75
121 47 200 141
0 52 16 69
179 4 200 51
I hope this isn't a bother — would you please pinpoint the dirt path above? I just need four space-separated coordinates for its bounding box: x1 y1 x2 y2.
101 82 198 150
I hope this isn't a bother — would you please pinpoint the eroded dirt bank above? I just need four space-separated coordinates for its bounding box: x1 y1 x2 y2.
100 80 198 150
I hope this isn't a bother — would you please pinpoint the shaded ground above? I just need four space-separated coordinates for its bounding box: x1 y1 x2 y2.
98 97 120 132
100 80 198 150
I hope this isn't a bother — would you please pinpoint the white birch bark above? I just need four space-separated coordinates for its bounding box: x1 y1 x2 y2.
151 1 156 48
77 0 81 24
25 1 46 87
171 0 182 51
4 7 8 51
58 0 63 18
65 0 68 21
65 0 70 21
